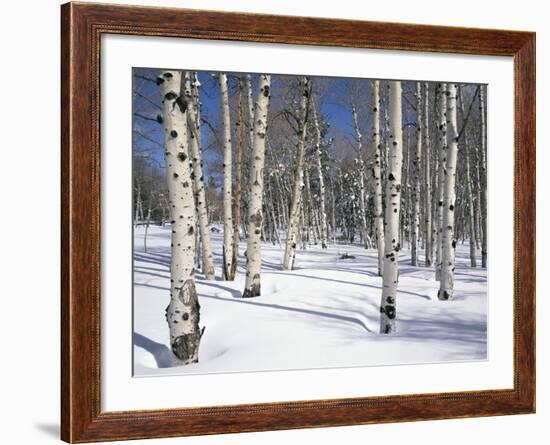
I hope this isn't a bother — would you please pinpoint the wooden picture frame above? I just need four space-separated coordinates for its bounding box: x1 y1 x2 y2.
61 1 535 442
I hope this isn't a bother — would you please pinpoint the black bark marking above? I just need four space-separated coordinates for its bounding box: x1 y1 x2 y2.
164 91 177 101
170 130 178 138
177 152 187 162
250 210 263 227
174 97 188 114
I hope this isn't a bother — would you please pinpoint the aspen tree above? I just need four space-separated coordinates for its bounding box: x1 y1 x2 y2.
411 82 422 266
351 101 369 249
479 85 488 268
219 73 234 280
438 83 459 300
372 80 385 276
312 102 328 249
379 81 404 334
242 75 272 298
183 72 215 280
231 77 246 279
158 70 202 363
423 82 433 266
435 83 447 280
458 87 477 267
283 77 311 270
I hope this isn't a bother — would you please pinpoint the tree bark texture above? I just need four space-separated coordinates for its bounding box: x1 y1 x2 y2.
219 73 235 280
283 77 311 270
158 70 202 363
242 75 272 298
183 72 215 280
438 83 459 301
372 80 385 277
379 81 404 334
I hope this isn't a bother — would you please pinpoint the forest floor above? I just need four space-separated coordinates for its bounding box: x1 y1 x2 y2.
133 225 487 376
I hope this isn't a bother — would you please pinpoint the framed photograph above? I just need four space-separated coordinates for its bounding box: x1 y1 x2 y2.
61 1 535 442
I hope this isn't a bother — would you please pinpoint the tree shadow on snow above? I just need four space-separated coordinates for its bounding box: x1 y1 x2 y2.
200 291 373 333
134 252 169 268
133 332 174 368
274 272 431 301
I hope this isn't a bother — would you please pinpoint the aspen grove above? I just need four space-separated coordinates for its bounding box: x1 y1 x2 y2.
133 69 488 372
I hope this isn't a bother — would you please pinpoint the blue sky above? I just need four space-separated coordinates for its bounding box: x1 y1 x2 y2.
132 68 480 187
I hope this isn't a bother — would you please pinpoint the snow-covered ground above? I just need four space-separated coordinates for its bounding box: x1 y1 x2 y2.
133 225 487 377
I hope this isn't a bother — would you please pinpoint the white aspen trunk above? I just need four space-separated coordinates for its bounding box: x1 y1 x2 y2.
411 82 422 266
435 83 447 280
379 81 404 334
404 110 412 250
266 179 281 245
438 83 459 301
143 193 152 252
183 72 215 280
351 102 369 249
283 77 311 270
158 70 202 363
242 75 271 298
423 82 433 266
372 80 385 276
245 74 255 150
465 139 477 267
312 103 328 249
303 167 317 245
474 157 482 250
219 73 234 280
458 87 477 267
134 181 142 226
231 77 245 278
479 86 488 269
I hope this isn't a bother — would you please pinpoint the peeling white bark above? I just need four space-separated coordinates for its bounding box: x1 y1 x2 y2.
438 83 459 301
242 75 271 298
379 81 404 334
158 70 201 363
